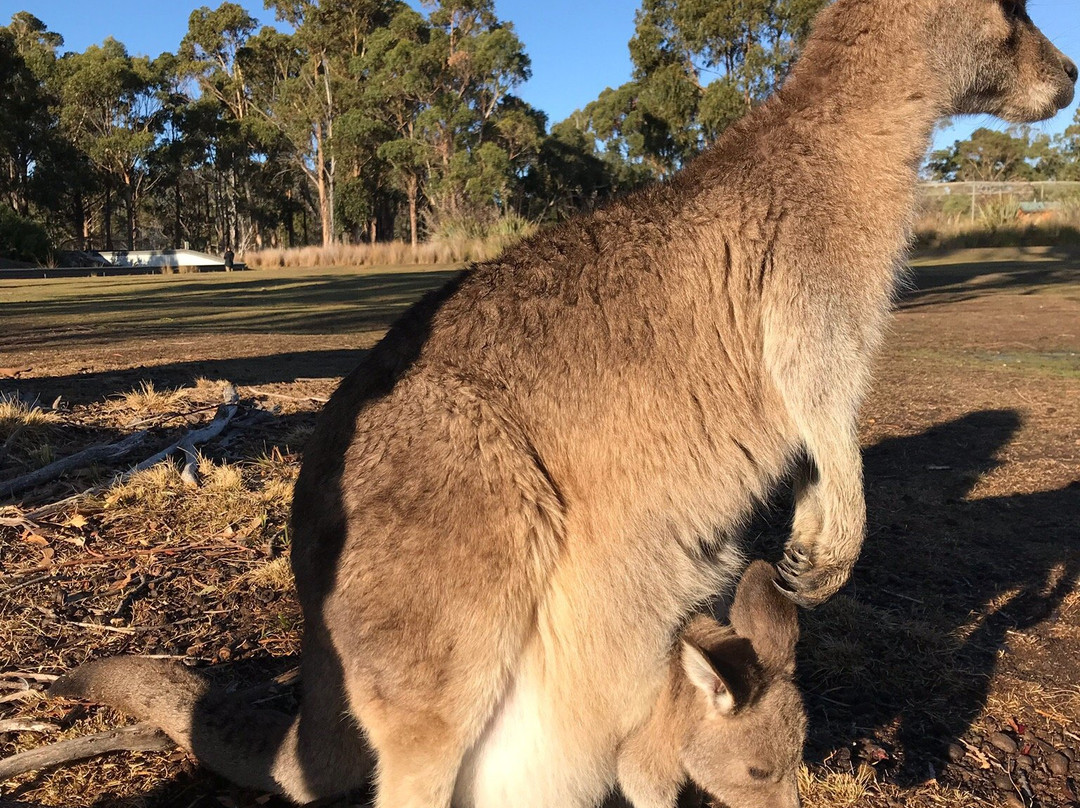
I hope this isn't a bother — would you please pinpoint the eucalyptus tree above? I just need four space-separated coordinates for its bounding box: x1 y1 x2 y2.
0 13 62 220
570 0 827 178
58 38 169 248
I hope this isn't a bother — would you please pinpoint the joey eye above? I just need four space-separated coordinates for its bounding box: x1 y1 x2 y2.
748 766 772 781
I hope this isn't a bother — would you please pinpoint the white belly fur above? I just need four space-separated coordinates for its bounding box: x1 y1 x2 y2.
454 660 616 808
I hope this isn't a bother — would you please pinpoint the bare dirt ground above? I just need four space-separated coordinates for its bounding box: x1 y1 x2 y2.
0 249 1078 808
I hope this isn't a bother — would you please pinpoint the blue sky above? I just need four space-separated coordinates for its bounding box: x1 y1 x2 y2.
8 0 1079 152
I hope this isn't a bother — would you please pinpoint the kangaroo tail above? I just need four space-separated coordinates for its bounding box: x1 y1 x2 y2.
50 657 368 803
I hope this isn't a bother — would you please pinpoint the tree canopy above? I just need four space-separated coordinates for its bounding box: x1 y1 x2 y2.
3 3 1079 263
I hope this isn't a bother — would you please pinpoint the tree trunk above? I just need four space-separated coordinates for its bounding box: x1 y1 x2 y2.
127 182 137 250
174 176 183 247
408 174 420 249
75 191 88 250
315 121 333 247
103 182 114 251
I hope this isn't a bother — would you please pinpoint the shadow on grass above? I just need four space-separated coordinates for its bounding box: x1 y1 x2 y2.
786 409 1080 786
901 251 1080 310
0 269 461 350
0 349 371 407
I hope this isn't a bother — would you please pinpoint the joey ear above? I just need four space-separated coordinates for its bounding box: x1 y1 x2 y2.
681 639 736 716
729 560 799 674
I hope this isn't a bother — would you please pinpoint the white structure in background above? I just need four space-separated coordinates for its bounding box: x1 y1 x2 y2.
95 249 239 269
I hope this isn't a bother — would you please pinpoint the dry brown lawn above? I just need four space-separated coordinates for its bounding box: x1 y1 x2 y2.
0 250 1077 807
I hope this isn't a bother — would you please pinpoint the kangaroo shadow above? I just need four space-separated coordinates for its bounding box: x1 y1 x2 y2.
789 409 1079 788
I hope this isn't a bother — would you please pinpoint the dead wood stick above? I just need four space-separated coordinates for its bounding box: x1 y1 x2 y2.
246 387 329 404
131 404 237 475
0 673 57 684
0 720 57 734
0 724 174 782
4 541 256 580
123 402 221 429
1 432 149 499
18 404 243 521
0 573 54 598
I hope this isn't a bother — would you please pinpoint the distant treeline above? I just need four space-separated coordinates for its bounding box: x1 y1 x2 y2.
8 2 1076 265
0 0 833 262
927 125 1080 184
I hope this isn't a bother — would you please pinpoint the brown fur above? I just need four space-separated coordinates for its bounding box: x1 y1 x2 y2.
52 2 1074 806
618 562 805 808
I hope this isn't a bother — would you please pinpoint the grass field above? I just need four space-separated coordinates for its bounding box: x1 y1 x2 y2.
1 249 1078 808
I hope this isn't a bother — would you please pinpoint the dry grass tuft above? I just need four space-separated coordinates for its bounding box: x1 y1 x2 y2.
203 458 245 491
0 394 57 438
0 394 58 462
243 232 531 270
112 381 180 415
799 763 878 807
242 556 295 594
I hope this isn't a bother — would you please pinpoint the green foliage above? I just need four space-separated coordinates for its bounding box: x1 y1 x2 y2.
567 0 829 178
0 205 51 263
927 128 1040 182
8 1 1076 255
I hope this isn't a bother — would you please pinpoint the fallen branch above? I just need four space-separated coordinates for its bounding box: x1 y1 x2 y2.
1 431 149 499
246 387 329 404
4 541 257 579
0 720 57 734
15 401 243 520
123 402 221 429
0 673 58 684
0 724 173 782
130 404 237 475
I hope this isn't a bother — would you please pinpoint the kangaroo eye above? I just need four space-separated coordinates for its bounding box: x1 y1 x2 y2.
1001 0 1024 20
748 766 772 781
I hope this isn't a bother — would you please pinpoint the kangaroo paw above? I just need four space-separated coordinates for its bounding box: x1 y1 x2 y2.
774 542 853 609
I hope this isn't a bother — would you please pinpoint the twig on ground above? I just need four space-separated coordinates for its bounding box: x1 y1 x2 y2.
0 692 38 706
3 541 258 580
0 673 58 684
66 621 137 635
245 387 329 404
131 404 237 476
0 720 57 734
1 432 149 499
123 403 221 429
0 724 174 782
0 573 54 599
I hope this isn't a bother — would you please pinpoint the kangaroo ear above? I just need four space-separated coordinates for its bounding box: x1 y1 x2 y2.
729 560 799 674
681 639 736 716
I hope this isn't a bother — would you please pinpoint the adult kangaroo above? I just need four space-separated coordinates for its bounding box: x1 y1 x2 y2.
53 1 1075 806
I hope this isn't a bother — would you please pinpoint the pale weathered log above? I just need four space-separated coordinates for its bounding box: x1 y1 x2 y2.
0 724 174 781
1 431 148 498
130 404 237 474
0 719 57 734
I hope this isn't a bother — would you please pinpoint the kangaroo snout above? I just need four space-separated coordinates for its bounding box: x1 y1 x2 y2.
1064 56 1079 84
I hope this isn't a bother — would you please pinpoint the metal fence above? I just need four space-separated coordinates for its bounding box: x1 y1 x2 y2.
918 181 1080 225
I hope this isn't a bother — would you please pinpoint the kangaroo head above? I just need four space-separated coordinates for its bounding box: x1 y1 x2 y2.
930 0 1075 122
800 0 1075 125
678 561 805 808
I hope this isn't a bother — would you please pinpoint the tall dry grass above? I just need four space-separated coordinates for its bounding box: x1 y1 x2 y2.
244 233 530 270
915 187 1080 251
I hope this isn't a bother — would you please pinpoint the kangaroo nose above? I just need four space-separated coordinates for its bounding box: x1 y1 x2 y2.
1065 57 1079 84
